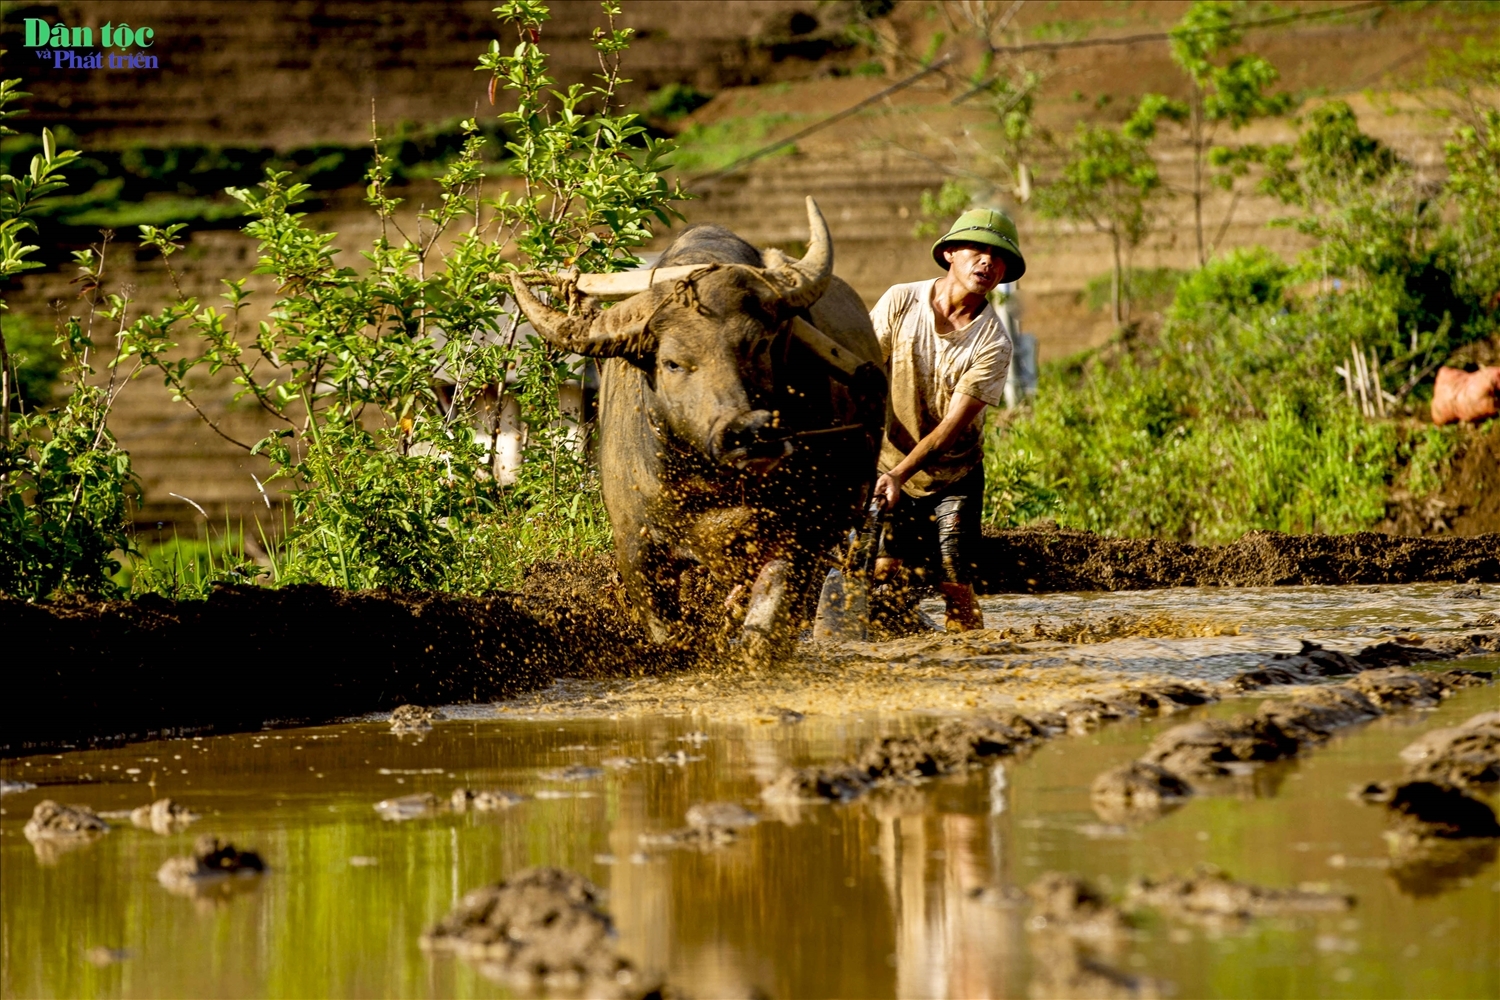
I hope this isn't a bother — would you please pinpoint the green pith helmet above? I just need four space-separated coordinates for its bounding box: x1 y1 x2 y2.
931 207 1026 280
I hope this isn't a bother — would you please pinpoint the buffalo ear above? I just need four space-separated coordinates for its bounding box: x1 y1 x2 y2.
511 280 659 358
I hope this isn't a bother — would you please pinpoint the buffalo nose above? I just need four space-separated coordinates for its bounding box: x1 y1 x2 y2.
713 410 786 467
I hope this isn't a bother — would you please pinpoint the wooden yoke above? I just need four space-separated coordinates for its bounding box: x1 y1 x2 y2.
789 316 863 380
573 267 701 300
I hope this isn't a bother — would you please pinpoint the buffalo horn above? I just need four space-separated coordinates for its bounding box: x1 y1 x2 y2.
762 196 834 310
510 279 657 358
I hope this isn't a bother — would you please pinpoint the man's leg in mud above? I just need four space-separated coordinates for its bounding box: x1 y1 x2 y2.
935 468 985 632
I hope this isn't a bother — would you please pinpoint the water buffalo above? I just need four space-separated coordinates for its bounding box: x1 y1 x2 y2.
512 198 885 664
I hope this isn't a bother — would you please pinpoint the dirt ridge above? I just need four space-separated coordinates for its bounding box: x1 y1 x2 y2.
6 528 1495 754
977 526 1500 592
1 577 678 755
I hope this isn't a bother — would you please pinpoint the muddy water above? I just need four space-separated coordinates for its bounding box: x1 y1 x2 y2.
2 584 1498 999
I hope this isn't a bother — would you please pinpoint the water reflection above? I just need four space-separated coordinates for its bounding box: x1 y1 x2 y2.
1 663 1497 997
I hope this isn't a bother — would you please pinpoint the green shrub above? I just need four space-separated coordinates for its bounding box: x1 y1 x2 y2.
1 311 62 409
1167 247 1290 324
644 83 712 121
112 0 680 596
669 113 804 173
1 84 139 600
1084 267 1188 316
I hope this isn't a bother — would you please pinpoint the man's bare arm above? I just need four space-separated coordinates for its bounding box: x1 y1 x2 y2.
874 392 988 507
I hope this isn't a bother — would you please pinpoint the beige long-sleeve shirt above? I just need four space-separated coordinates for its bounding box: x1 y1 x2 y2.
871 279 1012 497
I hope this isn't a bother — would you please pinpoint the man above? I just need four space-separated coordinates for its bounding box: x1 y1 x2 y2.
870 207 1026 632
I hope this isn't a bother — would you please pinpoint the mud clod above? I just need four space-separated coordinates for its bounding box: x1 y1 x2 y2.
390 704 446 732
1091 762 1194 822
1255 686 1382 743
761 765 873 804
1255 640 1364 681
129 797 199 834
1435 668 1496 688
642 802 760 849
767 686 1210 806
22 801 109 863
1025 872 1131 937
1098 668 1492 823
157 835 266 896
1141 716 1301 780
1380 781 1500 840
853 717 1035 781
1125 868 1352 923
1127 683 1215 710
23 800 109 841
420 867 660 999
1348 668 1448 708
1399 711 1500 788
452 788 527 812
375 792 442 821
1231 666 1302 690
1023 873 1164 1000
1057 699 1133 733
1230 633 1499 691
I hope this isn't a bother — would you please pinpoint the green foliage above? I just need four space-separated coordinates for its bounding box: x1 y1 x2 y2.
118 526 262 600
1261 100 1494 363
1 76 138 600
982 445 1062 528
986 72 1500 542
985 299 1404 542
1085 267 1188 316
0 297 139 600
2 311 62 409
109 0 680 595
1167 246 1289 324
668 112 805 173
914 178 972 239
1149 0 1297 263
1425 39 1500 333
1032 105 1164 324
644 83 713 121
1403 425 1459 498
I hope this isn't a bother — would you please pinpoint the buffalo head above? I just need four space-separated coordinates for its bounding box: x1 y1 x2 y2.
512 198 834 473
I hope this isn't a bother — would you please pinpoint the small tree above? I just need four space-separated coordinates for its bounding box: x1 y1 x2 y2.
1033 103 1165 327
1162 0 1295 265
2 80 140 600
1425 39 1500 329
115 0 684 592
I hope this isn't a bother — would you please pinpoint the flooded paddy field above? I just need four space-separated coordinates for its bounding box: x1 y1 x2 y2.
3 583 1498 998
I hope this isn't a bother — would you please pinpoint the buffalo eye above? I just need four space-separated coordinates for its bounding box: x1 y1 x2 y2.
661 358 687 374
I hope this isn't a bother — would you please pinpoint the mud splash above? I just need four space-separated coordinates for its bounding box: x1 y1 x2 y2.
5 528 1496 752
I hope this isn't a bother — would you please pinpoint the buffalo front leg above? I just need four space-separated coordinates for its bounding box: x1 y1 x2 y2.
739 557 813 669
615 536 690 647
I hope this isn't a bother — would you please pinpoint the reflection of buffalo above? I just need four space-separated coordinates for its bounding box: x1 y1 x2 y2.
513 199 886 663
